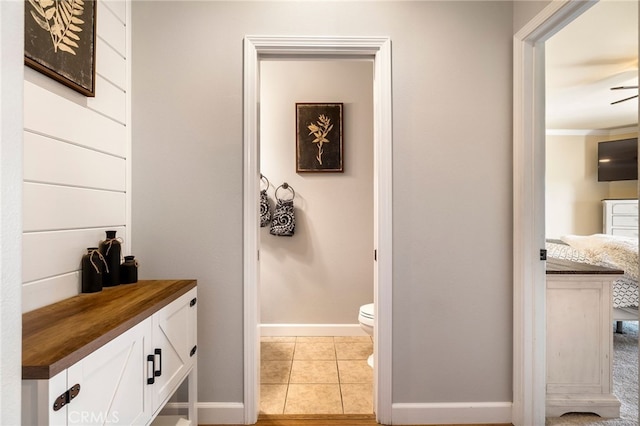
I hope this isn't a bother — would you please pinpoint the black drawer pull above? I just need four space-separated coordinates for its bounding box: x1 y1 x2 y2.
154 348 162 377
147 354 155 384
190 297 197 307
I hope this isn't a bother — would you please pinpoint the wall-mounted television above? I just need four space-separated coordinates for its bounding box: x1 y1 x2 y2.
597 137 638 182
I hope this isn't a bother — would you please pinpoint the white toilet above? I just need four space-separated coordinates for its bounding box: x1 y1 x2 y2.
358 303 374 367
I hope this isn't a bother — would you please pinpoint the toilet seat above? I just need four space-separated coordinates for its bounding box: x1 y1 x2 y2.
359 303 374 318
358 303 374 327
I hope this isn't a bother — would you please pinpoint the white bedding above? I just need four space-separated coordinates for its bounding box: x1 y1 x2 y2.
560 234 638 281
546 234 639 309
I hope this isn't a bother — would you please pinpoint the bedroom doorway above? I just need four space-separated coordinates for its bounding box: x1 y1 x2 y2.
242 36 393 425
514 0 639 424
544 1 639 423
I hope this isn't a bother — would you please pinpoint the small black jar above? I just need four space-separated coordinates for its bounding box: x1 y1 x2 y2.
82 247 105 293
120 255 138 284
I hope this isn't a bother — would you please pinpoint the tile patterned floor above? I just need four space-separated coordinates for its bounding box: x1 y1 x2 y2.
260 336 374 415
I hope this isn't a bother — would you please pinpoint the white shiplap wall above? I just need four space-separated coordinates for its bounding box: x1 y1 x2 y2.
22 0 130 313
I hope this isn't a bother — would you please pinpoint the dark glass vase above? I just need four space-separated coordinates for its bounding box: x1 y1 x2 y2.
99 230 121 287
120 255 138 284
82 248 104 293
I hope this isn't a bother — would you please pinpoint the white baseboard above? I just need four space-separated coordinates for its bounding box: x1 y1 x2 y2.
260 323 368 337
392 402 513 425
197 402 244 425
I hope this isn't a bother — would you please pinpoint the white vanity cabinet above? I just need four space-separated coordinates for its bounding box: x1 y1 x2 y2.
602 199 638 237
22 280 197 426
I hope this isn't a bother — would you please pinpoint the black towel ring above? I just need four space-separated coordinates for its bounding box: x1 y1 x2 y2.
260 174 270 191
275 182 295 200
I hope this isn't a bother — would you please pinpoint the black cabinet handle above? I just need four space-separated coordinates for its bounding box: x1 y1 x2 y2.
147 354 155 384
154 348 162 377
190 297 197 307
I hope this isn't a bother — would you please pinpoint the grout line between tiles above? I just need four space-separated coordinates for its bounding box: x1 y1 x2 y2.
333 337 345 414
262 335 373 415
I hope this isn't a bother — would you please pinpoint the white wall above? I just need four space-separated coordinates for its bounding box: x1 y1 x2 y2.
1 1 24 424
513 0 552 33
132 1 515 415
546 130 638 238
259 60 373 327
22 0 131 313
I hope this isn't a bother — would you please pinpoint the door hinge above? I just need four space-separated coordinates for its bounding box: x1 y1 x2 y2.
53 384 80 411
540 249 547 261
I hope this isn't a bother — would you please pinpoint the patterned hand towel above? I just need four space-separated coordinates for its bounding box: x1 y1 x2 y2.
270 198 295 236
260 189 272 227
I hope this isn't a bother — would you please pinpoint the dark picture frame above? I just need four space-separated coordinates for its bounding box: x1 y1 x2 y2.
296 103 343 173
24 0 97 97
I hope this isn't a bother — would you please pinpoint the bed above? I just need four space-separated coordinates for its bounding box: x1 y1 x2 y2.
546 234 639 329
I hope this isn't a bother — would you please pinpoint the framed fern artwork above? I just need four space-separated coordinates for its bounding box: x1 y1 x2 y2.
24 0 97 97
296 103 344 173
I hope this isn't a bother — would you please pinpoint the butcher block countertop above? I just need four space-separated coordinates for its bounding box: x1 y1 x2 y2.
546 258 624 275
22 279 197 380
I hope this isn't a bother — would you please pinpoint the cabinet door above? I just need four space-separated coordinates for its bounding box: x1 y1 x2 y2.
22 371 68 426
66 318 152 426
151 288 197 413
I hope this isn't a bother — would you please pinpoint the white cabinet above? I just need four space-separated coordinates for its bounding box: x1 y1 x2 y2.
23 318 153 426
603 199 638 237
546 260 621 418
22 280 197 426
150 289 198 417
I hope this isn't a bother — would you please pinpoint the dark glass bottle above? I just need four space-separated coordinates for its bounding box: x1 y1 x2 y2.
82 247 104 293
99 230 121 287
120 255 138 284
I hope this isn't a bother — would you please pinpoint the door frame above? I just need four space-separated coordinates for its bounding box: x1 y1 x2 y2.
242 36 393 425
512 1 599 425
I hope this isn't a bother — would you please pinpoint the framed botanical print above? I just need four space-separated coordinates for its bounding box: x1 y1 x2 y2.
24 0 97 97
296 103 343 172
